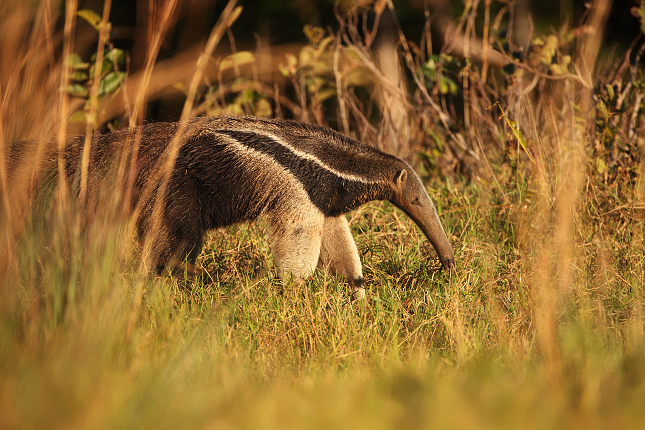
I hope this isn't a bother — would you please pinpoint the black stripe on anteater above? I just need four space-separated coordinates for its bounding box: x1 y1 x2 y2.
215 130 386 216
218 116 402 180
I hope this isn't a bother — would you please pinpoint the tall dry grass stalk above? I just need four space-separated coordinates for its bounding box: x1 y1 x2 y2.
0 1 62 282
125 0 240 337
533 0 613 380
55 0 76 209
79 0 111 206
138 0 239 267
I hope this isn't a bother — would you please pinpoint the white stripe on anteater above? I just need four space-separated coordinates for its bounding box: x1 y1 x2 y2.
229 129 376 184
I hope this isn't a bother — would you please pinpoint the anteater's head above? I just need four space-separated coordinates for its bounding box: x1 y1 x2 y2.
389 165 455 270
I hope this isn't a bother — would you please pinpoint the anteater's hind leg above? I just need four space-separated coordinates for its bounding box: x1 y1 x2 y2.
143 196 205 276
148 221 204 275
317 215 365 300
267 205 325 284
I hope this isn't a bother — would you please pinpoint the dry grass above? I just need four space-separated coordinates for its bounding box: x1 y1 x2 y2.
1 0 644 428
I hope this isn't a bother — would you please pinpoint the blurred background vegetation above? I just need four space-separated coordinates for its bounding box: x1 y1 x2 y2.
7 0 642 176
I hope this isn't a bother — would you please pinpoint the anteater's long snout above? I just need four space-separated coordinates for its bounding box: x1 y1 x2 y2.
418 211 454 269
404 198 454 270
392 178 455 270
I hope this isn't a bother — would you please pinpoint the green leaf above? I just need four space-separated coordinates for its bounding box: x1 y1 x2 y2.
241 88 255 103
69 110 88 123
278 65 291 78
439 77 449 94
424 57 437 70
438 76 458 95
70 70 89 82
345 68 371 87
309 59 332 76
66 53 83 65
65 83 89 98
303 25 325 45
316 88 337 103
92 49 125 77
88 49 125 78
104 49 125 67
596 157 607 174
421 58 438 82
421 65 436 80
314 37 334 58
531 36 545 47
98 71 125 95
597 100 608 120
299 46 314 68
77 9 102 31
65 53 89 70
549 64 565 75
226 103 245 116
605 84 615 100
541 35 557 65
73 62 90 71
253 98 272 117
230 77 251 92
306 76 326 94
219 51 255 71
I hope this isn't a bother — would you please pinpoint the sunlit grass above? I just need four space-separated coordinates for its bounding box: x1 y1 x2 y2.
2 161 644 429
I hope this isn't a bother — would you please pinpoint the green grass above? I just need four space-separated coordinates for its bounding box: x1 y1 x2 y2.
2 164 644 429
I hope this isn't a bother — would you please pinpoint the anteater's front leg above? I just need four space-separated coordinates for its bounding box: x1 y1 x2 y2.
267 205 325 283
317 215 365 300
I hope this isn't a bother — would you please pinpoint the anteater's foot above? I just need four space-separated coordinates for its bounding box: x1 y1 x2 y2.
159 262 208 278
351 287 366 301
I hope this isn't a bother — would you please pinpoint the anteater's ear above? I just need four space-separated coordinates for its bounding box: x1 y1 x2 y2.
393 169 408 186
